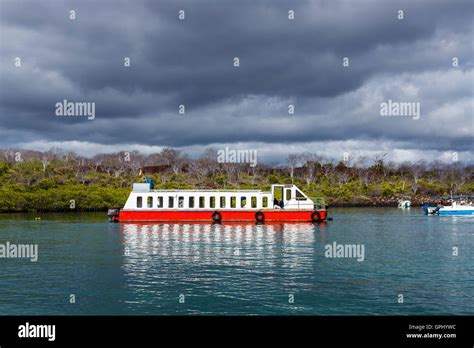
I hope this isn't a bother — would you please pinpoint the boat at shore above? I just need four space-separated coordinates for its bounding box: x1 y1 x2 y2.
437 201 474 216
423 196 474 216
398 200 411 209
108 183 327 223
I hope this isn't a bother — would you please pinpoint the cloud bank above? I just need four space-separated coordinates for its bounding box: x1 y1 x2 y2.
1 0 473 163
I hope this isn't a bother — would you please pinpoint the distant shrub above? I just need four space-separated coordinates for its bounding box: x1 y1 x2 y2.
381 182 396 197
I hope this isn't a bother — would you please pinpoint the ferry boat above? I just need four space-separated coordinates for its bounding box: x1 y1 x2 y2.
107 183 328 223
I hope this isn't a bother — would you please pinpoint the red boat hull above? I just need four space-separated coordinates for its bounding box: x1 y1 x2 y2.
115 209 327 223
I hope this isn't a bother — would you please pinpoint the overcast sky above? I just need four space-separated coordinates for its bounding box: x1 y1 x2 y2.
0 0 473 164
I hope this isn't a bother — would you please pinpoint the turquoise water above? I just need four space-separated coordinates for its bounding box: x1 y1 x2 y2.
0 208 472 315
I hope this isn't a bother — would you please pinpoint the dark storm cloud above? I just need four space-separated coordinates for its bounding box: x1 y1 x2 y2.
0 0 472 160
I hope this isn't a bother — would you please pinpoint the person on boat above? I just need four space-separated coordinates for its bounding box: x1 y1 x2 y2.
273 198 281 209
279 200 284 209
143 176 155 189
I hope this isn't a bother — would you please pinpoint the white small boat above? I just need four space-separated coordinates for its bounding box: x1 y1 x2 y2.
438 201 474 216
398 200 411 209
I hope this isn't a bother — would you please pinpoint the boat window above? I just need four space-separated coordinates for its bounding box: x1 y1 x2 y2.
241 196 246 208
251 196 257 208
220 196 226 208
262 197 268 207
178 196 184 208
296 190 306 200
147 196 153 208
189 196 195 208
285 189 292 201
157 196 163 208
199 196 205 208
210 196 216 208
136 196 143 208
231 197 236 208
168 196 174 208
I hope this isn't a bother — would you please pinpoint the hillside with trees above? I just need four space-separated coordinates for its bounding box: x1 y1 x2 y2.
0 148 472 212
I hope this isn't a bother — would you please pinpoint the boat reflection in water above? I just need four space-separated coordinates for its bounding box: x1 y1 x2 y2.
120 222 327 267
118 222 329 314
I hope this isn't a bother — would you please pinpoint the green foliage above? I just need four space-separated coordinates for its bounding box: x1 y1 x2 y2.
159 181 193 190
268 174 282 185
215 175 227 187
381 182 396 197
418 179 445 195
0 154 471 211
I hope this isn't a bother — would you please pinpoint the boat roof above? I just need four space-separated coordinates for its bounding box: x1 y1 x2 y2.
131 183 297 193
144 189 265 193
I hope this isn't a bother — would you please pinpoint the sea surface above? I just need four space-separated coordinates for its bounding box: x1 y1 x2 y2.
0 208 472 315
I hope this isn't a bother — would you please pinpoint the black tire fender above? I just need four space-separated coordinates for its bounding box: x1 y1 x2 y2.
255 211 265 223
311 211 321 223
212 211 222 223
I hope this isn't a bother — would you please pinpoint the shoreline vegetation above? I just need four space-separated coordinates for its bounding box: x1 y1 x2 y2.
0 148 472 213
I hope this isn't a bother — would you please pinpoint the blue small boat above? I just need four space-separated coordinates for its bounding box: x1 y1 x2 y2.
423 201 474 216
438 201 474 216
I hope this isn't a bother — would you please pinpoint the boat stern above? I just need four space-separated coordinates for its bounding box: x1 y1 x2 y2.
107 208 120 222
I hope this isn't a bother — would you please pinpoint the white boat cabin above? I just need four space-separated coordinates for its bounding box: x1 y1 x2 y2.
123 183 321 210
